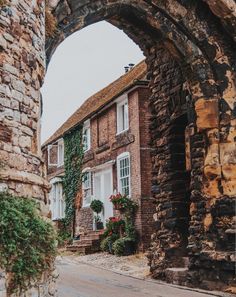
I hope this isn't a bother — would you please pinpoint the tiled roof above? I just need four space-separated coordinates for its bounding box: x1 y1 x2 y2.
42 60 147 147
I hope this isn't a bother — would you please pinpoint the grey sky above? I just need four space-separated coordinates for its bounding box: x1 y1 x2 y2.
41 21 144 143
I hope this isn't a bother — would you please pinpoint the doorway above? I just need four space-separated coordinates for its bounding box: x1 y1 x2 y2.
93 167 114 227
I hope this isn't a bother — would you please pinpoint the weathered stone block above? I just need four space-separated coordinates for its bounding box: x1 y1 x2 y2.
195 99 219 130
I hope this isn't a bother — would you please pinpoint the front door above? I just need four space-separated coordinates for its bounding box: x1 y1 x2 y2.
93 168 113 227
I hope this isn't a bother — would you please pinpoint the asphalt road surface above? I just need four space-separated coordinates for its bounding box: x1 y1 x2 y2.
57 257 230 297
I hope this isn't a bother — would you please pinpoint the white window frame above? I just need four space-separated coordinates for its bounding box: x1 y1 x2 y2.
47 144 58 166
117 152 131 197
82 168 92 207
82 119 91 152
116 95 129 135
57 139 64 167
49 177 65 220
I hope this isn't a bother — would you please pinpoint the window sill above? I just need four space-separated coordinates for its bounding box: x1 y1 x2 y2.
116 128 129 136
112 132 135 150
96 143 110 154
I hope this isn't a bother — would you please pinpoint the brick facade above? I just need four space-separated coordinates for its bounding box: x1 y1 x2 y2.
43 81 155 250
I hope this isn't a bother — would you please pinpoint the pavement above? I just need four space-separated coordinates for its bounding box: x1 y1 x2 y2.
57 257 233 297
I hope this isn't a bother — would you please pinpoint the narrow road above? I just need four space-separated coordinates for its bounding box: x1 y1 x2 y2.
57 257 230 297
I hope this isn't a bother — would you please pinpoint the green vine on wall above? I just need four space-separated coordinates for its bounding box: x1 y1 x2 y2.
0 192 57 296
63 126 84 228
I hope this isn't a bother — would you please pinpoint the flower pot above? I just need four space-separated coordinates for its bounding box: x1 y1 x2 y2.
96 221 104 230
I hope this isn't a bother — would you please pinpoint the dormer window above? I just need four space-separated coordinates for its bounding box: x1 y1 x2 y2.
117 97 129 134
83 119 91 152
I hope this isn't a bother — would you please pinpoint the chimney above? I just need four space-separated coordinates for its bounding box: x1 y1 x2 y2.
124 63 135 73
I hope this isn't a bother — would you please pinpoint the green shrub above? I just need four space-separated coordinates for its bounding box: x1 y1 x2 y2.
90 199 103 214
100 237 110 252
57 229 71 247
100 234 119 253
0 192 57 295
113 237 136 256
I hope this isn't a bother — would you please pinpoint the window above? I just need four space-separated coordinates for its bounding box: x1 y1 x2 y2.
82 171 92 207
117 98 129 134
57 139 64 167
50 180 65 220
117 152 131 196
83 120 91 152
48 144 58 166
48 139 64 167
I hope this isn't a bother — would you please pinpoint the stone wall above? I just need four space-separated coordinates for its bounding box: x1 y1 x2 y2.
0 0 53 295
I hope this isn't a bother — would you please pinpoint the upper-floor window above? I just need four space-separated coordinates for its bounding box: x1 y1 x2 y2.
82 170 92 207
117 97 129 134
117 152 131 196
50 179 65 220
57 139 64 167
83 120 91 152
48 138 64 167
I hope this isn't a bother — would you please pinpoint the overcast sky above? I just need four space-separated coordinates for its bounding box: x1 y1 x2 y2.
41 21 144 143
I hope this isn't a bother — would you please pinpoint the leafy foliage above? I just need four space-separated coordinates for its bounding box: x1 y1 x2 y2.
90 199 103 214
63 126 84 227
0 192 57 295
101 198 138 256
112 237 136 257
100 234 119 253
57 219 72 247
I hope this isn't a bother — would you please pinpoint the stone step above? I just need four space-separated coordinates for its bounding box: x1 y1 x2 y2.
66 230 104 255
165 267 189 286
73 239 100 246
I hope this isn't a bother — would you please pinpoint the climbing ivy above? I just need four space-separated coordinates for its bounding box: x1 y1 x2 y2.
63 126 84 228
0 192 57 296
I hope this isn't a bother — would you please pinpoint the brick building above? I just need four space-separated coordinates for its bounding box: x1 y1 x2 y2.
42 61 155 251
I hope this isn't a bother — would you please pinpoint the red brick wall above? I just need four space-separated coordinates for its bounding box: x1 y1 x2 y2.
75 207 93 235
44 85 154 249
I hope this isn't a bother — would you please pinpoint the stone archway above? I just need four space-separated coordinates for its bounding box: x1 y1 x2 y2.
0 0 236 292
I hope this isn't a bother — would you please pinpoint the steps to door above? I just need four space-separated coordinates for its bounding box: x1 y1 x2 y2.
66 230 104 255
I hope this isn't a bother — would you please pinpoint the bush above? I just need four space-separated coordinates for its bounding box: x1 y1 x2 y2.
0 192 57 295
113 237 136 256
90 199 103 214
100 234 119 253
57 228 72 247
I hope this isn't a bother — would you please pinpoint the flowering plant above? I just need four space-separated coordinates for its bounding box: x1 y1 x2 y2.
109 193 130 210
103 216 125 237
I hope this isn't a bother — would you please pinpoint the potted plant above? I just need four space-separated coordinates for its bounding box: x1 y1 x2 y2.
90 199 104 230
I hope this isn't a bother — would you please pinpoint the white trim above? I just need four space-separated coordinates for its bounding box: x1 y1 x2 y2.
47 144 58 166
116 96 129 135
83 119 91 152
50 177 63 184
82 169 92 207
57 138 64 167
117 152 131 197
49 180 65 221
91 160 115 172
114 93 128 104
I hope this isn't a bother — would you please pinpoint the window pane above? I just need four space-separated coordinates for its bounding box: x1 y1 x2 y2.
119 156 130 196
124 102 128 130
